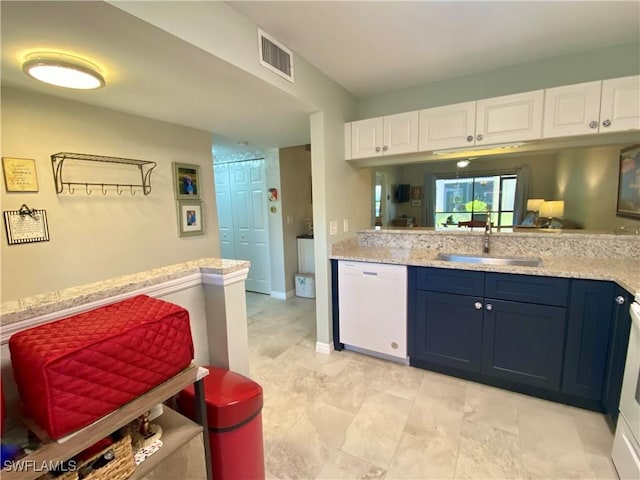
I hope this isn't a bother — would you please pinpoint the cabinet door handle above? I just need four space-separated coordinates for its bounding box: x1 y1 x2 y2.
589 120 598 129
474 302 483 310
466 135 474 142
382 145 389 152
602 119 611 128
476 134 484 141
615 295 626 305
485 303 493 311
375 146 381 153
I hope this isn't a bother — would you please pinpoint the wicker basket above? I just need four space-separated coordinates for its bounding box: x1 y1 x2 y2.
54 432 135 480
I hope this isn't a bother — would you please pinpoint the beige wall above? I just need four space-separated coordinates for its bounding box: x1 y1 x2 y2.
555 145 640 231
1 87 219 300
280 145 313 293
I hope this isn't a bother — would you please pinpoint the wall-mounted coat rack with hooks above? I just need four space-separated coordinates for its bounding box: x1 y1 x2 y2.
51 152 157 196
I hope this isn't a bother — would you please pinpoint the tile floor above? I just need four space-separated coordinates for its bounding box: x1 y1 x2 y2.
245 292 618 480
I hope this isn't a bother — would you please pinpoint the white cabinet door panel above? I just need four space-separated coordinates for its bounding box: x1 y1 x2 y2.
600 75 640 132
384 111 419 155
419 101 476 151
543 81 602 138
476 90 544 144
344 122 352 160
351 117 383 159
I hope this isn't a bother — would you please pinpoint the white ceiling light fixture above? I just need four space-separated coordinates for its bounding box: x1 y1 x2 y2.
22 52 105 90
456 159 470 168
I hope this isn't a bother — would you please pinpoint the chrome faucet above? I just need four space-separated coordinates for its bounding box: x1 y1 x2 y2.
483 210 492 253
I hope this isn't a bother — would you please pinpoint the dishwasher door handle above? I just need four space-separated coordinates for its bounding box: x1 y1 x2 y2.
362 271 378 276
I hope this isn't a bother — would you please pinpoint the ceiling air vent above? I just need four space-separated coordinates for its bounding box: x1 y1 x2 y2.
258 28 294 83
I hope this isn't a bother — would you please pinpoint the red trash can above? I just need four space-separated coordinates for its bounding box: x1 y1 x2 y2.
178 366 265 480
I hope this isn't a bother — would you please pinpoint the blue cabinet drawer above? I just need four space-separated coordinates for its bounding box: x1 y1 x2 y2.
485 273 569 306
416 267 484 296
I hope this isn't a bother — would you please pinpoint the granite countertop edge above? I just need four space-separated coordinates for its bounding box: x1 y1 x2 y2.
1 258 250 325
330 247 640 294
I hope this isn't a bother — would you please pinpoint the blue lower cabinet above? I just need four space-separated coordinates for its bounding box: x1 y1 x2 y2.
482 299 566 390
414 291 483 372
562 280 615 401
404 266 627 413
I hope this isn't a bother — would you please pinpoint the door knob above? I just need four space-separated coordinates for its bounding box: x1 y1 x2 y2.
486 304 493 311
474 302 483 310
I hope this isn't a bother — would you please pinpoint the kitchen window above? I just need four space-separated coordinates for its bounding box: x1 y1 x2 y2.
435 174 517 227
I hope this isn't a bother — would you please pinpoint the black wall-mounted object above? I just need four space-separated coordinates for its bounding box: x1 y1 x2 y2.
395 184 410 203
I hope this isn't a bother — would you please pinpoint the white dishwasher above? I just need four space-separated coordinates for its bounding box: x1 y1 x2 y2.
338 261 407 362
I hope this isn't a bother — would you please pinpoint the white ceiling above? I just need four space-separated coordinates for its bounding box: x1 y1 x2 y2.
229 1 640 97
0 1 315 152
1 1 639 154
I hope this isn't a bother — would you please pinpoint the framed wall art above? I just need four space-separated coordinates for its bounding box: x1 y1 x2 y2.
617 144 640 219
2 157 39 192
177 200 204 237
172 162 201 199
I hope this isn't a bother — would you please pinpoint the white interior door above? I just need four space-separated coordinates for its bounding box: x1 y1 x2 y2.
230 160 271 294
213 163 236 259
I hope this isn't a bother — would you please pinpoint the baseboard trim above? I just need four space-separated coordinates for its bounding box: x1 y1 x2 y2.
286 289 295 298
315 341 334 355
270 291 287 300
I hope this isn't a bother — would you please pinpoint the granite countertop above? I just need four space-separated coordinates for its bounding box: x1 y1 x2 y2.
331 243 640 295
1 258 250 326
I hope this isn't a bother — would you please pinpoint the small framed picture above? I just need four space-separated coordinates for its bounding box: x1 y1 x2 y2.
177 200 204 237
617 144 640 219
173 162 201 199
2 157 39 192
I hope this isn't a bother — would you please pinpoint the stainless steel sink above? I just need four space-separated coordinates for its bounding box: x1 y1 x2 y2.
437 253 542 267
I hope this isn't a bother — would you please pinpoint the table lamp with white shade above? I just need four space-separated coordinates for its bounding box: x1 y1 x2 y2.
539 200 565 228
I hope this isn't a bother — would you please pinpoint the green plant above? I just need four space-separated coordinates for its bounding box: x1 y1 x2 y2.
465 199 488 212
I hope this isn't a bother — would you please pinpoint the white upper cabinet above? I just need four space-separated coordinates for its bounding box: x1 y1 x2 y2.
475 90 544 144
600 75 640 133
418 101 476 151
383 111 419 155
543 81 602 138
351 117 383 159
344 122 352 160
351 111 419 159
345 75 639 162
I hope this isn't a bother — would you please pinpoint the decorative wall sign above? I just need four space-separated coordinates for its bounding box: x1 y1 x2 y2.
2 157 39 192
268 188 278 201
4 205 49 245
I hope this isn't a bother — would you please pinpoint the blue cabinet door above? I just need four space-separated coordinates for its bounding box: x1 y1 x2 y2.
482 299 566 390
602 286 632 426
562 280 614 401
414 291 483 372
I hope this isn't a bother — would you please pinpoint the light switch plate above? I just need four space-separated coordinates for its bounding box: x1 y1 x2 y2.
343 218 349 232
330 221 338 235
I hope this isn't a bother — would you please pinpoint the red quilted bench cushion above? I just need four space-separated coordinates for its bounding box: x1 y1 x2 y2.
9 295 194 439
